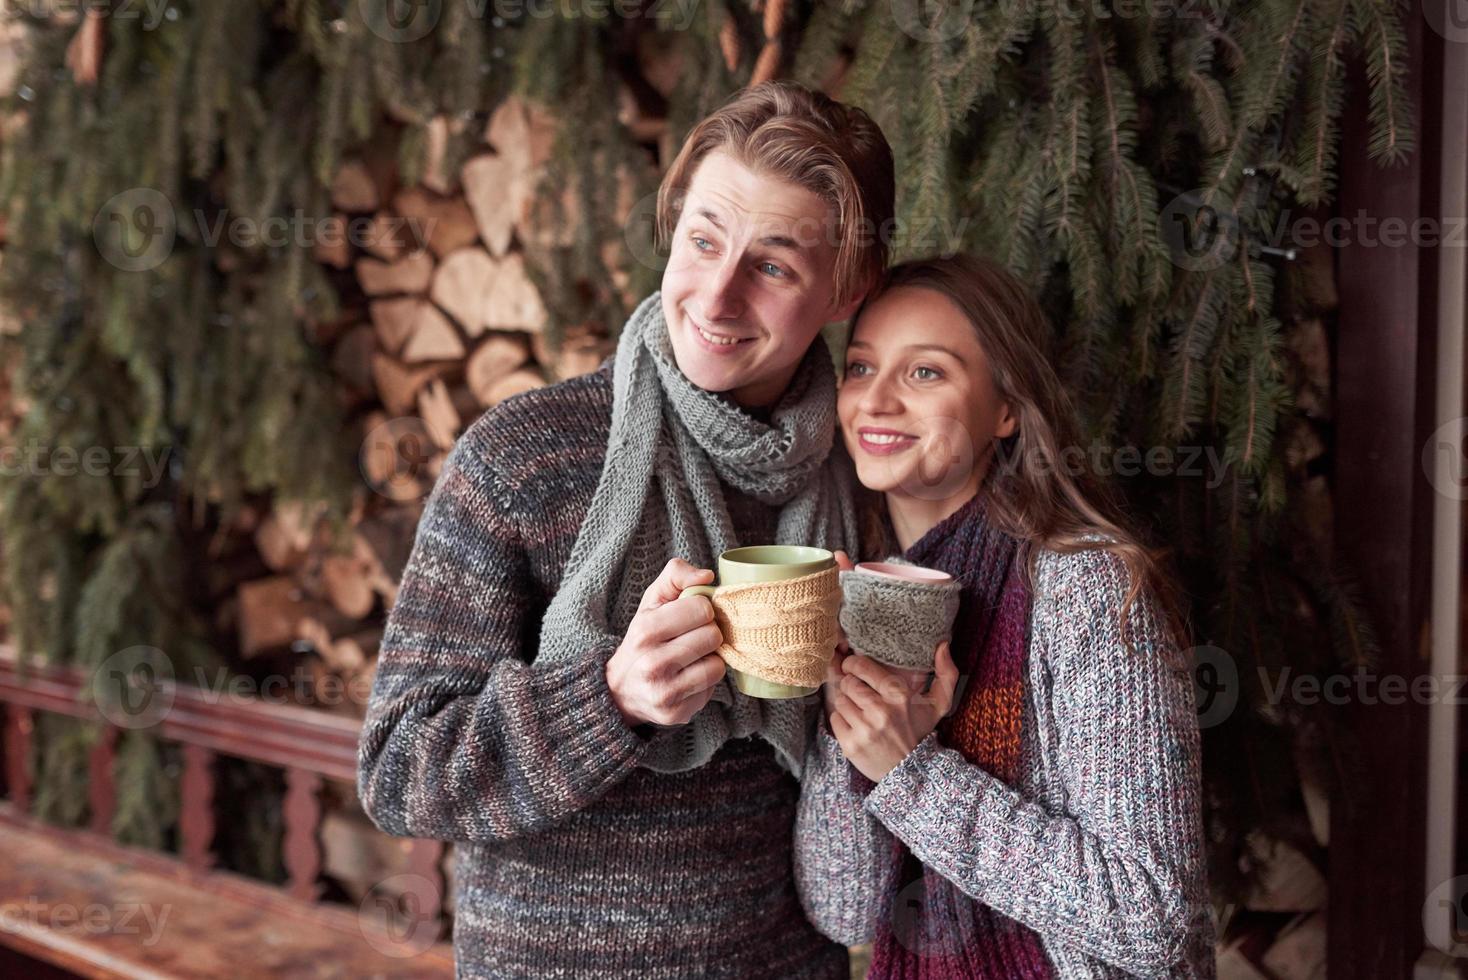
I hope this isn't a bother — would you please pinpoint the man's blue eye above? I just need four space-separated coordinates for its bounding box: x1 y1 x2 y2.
692 236 712 251
759 262 786 278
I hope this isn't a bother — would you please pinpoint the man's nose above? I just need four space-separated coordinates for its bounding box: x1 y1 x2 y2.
700 255 745 321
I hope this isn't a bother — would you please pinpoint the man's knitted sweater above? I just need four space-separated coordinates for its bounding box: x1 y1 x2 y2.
357 361 848 979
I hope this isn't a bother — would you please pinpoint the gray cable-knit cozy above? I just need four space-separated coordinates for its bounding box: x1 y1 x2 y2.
536 292 857 775
838 565 961 670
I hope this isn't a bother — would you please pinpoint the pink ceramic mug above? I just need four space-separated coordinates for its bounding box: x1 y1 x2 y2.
853 561 953 584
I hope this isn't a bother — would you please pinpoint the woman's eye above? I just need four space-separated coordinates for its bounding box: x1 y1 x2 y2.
758 261 786 278
845 362 869 378
913 366 942 381
692 236 713 251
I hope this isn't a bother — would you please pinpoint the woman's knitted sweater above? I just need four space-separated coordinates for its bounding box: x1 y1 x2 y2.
794 523 1216 977
357 361 848 979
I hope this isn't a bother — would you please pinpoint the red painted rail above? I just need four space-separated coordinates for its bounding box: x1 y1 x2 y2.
0 644 452 975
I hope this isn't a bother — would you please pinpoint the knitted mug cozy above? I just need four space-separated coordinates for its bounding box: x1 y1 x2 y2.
838 563 962 670
706 566 840 689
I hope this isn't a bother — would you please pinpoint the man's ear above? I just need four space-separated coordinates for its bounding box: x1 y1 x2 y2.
828 277 874 324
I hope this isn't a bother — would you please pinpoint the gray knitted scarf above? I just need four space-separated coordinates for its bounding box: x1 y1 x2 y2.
537 292 858 776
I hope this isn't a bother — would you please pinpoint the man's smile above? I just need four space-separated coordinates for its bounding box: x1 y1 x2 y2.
687 312 758 353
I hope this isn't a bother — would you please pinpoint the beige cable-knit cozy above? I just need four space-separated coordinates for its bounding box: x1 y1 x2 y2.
709 566 841 689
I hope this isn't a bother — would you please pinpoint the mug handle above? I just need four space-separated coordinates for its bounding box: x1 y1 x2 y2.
681 585 718 599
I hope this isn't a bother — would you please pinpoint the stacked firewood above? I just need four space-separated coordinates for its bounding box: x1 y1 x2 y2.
225 96 620 714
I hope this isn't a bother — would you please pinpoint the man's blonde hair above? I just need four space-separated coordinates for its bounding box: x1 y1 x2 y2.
656 81 895 310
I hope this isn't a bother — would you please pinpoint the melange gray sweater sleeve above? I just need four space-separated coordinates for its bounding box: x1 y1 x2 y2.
863 549 1208 976
793 711 898 944
357 428 649 844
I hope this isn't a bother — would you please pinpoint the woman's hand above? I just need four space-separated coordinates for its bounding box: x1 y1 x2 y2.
830 642 959 782
822 549 856 720
831 548 854 656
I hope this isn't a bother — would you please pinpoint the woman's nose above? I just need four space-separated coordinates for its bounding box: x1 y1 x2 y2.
859 374 903 416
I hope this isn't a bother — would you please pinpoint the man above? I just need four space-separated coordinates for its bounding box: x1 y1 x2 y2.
357 80 895 978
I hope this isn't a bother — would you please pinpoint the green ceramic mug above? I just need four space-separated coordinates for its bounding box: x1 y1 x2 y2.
682 545 835 699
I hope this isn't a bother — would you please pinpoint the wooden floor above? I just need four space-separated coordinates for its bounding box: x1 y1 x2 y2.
0 943 81 979
0 818 453 979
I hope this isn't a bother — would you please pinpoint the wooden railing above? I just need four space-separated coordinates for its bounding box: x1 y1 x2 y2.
0 643 450 958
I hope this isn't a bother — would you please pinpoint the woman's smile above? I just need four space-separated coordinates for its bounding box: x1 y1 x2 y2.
856 426 919 455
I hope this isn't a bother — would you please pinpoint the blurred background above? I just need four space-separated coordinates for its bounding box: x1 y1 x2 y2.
0 1 1462 977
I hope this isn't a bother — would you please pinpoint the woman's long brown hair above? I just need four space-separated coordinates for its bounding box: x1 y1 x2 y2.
855 253 1187 644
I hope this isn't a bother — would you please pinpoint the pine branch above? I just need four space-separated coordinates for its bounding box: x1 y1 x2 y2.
1204 0 1311 207
1290 0 1351 204
1173 31 1231 153
1161 265 1230 440
1351 0 1415 165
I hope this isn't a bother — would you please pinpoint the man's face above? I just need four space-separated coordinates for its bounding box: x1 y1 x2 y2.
660 150 861 409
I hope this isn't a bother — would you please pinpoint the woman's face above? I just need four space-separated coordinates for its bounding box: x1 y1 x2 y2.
837 285 1017 501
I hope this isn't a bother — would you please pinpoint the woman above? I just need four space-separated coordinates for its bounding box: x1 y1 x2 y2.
795 254 1215 978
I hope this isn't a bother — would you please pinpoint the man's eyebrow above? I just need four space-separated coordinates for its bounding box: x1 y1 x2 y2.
693 207 807 254
758 233 803 252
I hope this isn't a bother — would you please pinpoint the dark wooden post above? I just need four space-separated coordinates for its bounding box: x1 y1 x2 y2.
179 743 217 872
1329 11 1445 977
283 766 324 902
86 723 118 836
406 839 447 927
3 703 33 814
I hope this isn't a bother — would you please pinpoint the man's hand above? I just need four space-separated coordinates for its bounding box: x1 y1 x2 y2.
606 559 727 728
830 642 959 782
